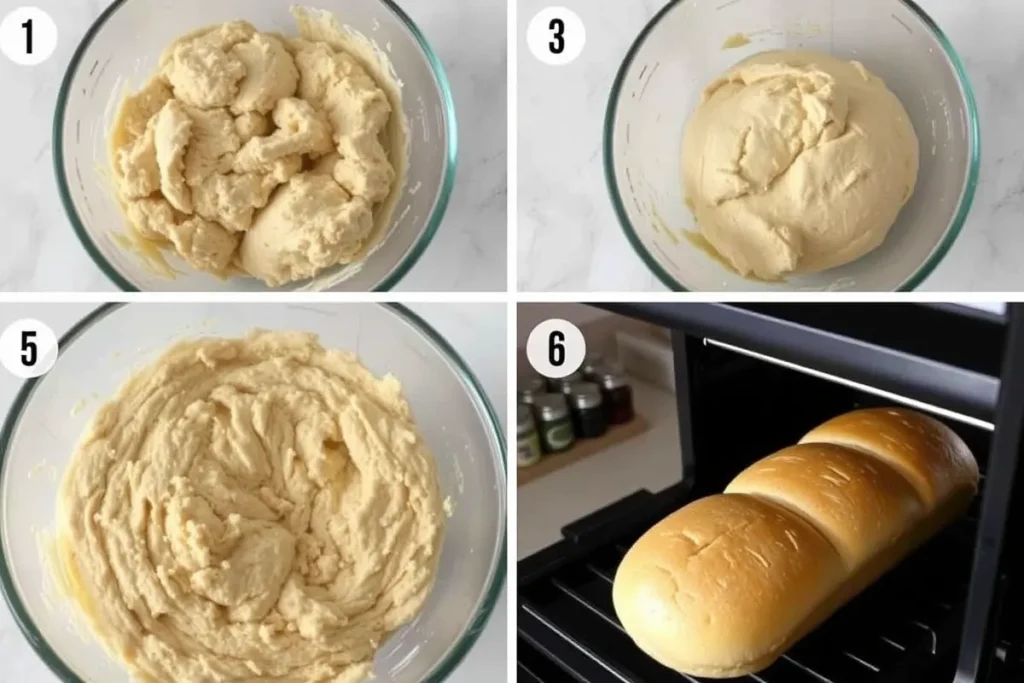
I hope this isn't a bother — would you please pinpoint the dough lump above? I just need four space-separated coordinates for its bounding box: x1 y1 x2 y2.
682 50 919 280
55 331 444 683
110 11 398 285
241 173 374 286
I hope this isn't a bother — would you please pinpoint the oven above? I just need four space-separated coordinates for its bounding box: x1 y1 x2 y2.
518 303 1024 683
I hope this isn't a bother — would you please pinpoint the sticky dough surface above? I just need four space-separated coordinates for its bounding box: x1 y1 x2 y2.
110 10 401 286
55 331 444 683
682 50 919 280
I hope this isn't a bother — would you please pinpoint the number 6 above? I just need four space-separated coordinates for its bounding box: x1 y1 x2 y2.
549 331 565 366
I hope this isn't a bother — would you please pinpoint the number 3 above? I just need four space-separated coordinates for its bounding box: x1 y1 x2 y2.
549 18 565 55
21 330 37 366
549 331 565 366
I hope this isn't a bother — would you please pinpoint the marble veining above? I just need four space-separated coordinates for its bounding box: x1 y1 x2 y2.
518 0 1024 292
0 0 507 292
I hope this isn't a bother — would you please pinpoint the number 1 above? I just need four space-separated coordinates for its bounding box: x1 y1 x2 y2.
22 18 33 54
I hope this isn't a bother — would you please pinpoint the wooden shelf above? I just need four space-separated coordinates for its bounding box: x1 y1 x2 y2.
517 414 651 487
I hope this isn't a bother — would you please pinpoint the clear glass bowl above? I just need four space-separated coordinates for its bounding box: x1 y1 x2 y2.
605 0 980 292
0 303 505 682
55 0 457 291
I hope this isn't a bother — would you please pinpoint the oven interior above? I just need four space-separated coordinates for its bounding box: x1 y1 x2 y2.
518 304 1024 683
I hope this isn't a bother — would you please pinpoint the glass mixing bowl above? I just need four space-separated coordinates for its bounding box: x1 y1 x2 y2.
605 0 979 292
55 0 457 291
0 303 505 682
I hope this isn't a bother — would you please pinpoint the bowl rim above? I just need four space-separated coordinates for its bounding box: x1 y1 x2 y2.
0 302 507 683
603 0 981 292
53 0 459 293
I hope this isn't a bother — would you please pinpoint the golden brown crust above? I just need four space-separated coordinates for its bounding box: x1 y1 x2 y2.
799 408 979 508
726 442 925 566
612 494 844 677
613 408 979 678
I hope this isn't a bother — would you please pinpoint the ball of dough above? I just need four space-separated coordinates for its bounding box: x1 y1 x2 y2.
681 50 919 280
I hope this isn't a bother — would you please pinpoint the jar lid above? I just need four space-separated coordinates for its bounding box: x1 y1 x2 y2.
520 375 547 392
517 385 543 404
570 382 603 410
553 370 583 387
517 404 535 433
535 394 570 421
600 370 630 390
559 378 584 395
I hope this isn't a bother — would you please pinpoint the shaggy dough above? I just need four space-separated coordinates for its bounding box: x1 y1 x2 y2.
241 174 374 285
55 331 444 683
682 50 919 280
110 10 399 285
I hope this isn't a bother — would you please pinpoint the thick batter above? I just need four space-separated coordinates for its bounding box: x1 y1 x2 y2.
55 331 444 683
110 8 404 286
682 50 919 280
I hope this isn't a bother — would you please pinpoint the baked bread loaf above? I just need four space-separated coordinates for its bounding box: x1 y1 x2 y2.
612 408 978 678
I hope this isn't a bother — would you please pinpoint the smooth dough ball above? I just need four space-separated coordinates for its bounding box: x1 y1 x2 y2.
681 50 919 280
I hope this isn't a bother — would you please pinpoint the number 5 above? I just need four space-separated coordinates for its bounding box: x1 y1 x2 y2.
549 331 565 366
21 330 37 366
549 18 565 55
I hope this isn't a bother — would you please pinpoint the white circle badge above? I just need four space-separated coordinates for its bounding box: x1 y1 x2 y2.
0 7 58 66
527 7 585 66
0 318 59 379
526 319 586 379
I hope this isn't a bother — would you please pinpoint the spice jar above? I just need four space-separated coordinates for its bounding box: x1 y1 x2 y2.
569 382 607 439
547 370 583 393
517 375 547 408
517 404 543 468
582 353 605 381
556 377 585 396
534 394 575 454
598 369 635 425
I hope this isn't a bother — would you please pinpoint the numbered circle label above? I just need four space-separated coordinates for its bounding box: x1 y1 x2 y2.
1 319 58 378
0 7 57 66
527 7 585 66
526 319 586 379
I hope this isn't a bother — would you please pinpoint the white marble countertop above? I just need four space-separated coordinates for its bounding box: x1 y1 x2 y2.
0 302 508 682
518 0 1024 292
0 0 507 292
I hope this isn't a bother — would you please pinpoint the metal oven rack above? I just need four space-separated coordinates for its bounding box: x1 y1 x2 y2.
518 303 1024 683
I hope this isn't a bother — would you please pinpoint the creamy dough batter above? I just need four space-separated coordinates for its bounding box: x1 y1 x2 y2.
682 50 919 280
110 9 402 286
54 332 444 683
